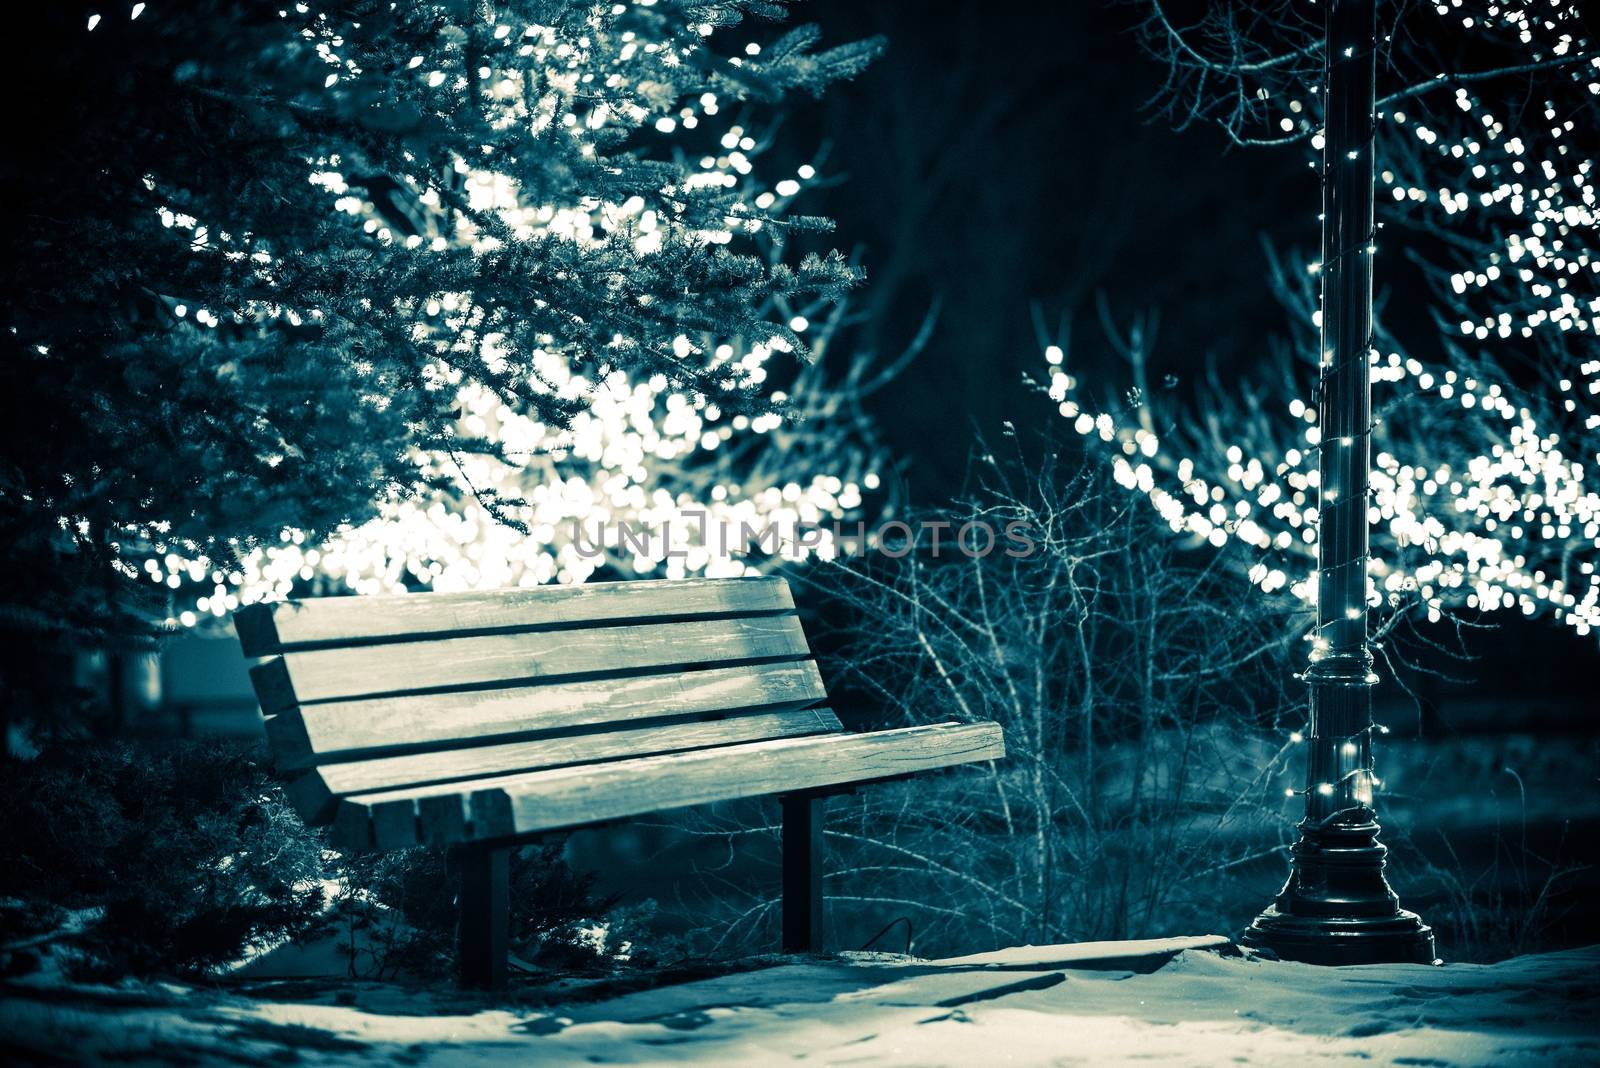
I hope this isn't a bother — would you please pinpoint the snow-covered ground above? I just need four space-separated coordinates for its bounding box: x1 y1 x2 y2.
3 935 1597 1066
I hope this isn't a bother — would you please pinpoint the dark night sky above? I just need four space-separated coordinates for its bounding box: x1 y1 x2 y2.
783 1 1315 498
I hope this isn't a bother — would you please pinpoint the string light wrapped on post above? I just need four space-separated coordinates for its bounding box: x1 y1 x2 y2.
1041 5 1600 640
1240 0 1436 967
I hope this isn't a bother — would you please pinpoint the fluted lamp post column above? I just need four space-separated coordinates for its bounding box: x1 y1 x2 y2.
1241 0 1435 966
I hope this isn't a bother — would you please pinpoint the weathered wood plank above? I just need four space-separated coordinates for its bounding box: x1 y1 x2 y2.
370 799 419 849
330 801 373 854
469 790 513 842
418 795 467 847
235 577 794 656
284 708 845 825
250 614 811 713
334 722 1005 845
266 660 828 766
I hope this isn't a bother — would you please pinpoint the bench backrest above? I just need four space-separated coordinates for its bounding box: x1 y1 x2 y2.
235 577 841 824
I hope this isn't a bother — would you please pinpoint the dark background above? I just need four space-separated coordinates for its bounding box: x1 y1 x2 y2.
791 1 1314 498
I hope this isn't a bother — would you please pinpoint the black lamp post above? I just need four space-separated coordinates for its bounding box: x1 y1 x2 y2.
1241 0 1436 966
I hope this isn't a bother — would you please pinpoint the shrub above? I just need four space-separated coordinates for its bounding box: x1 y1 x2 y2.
334 842 623 981
676 451 1305 957
0 739 327 979
0 739 640 982
818 454 1303 952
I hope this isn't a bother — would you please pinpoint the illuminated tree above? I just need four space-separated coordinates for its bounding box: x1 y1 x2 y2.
1041 1 1599 640
211 281 899 617
1 2 884 641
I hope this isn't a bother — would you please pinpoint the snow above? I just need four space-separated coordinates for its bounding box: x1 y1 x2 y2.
3 936 1598 1066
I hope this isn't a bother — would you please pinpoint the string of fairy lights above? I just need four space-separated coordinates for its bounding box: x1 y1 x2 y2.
1280 721 1390 812
1283 2 1385 827
1049 317 1600 635
130 4 879 627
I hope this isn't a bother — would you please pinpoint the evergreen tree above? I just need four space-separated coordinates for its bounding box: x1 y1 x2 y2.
1 2 881 644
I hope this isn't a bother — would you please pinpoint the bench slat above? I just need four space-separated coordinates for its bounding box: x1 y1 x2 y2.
329 722 1005 851
267 660 828 767
287 707 845 825
235 577 795 655
250 614 811 713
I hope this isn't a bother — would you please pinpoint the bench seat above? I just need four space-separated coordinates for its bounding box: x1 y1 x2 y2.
233 576 1004 987
321 720 1004 851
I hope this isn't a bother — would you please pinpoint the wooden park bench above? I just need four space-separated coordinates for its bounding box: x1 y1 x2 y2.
234 576 1005 987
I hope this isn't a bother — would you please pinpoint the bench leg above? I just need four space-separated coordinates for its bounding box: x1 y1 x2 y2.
781 795 826 953
458 846 510 990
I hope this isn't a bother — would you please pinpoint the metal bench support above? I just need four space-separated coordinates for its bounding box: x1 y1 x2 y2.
781 794 827 953
458 845 510 990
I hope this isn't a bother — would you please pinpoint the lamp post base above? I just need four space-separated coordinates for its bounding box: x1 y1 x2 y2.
1241 818 1436 966
1242 906 1435 966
